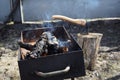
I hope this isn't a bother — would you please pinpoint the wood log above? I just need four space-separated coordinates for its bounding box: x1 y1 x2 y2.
77 33 103 71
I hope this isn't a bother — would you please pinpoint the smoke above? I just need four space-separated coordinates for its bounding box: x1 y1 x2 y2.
58 39 71 47
40 11 54 29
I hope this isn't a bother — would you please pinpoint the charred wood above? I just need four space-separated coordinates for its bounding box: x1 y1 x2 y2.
18 31 69 60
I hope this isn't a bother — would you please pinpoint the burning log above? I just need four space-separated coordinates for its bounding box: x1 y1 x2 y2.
18 31 69 60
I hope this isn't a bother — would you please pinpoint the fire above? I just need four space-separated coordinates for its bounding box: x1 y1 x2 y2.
18 31 70 60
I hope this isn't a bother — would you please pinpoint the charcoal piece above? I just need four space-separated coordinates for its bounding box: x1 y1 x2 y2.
47 44 59 55
18 41 35 51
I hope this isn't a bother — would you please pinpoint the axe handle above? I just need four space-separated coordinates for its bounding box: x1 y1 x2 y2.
52 15 86 26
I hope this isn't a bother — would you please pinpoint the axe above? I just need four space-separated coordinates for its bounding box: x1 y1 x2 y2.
52 15 86 26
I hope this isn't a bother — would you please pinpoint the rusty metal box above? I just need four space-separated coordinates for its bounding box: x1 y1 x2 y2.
18 26 85 80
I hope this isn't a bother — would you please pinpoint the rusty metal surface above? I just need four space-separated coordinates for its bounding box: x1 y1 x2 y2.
22 26 71 43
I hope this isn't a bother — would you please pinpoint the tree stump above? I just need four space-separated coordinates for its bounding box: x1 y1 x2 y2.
77 33 103 71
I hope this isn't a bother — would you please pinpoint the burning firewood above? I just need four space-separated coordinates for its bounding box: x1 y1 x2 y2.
18 31 70 60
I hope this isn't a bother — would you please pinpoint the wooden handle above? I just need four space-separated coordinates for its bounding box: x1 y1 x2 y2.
52 15 86 26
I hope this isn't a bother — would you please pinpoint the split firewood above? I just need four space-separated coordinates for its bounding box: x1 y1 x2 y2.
77 33 103 71
52 15 86 26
